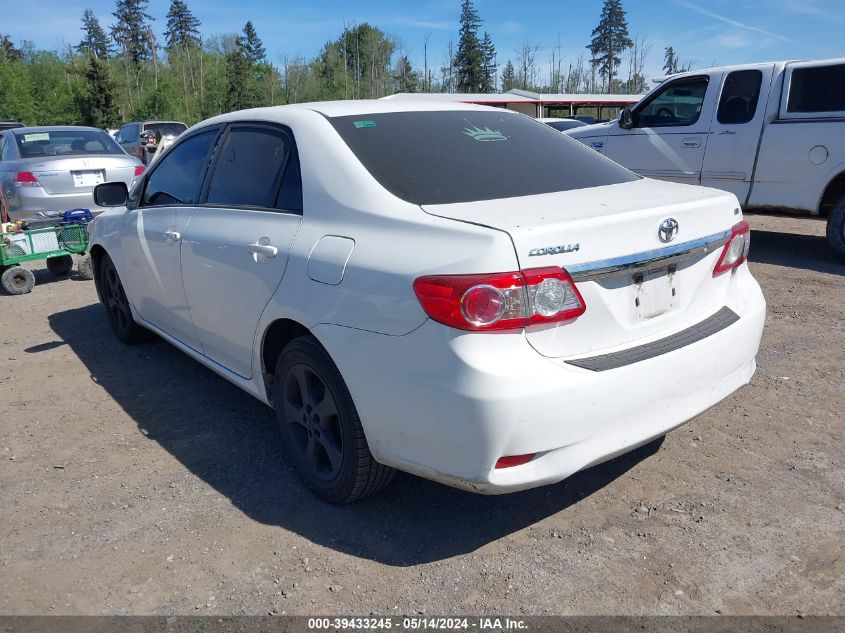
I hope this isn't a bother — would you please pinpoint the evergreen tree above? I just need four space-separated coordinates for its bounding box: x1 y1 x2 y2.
111 0 154 64
393 55 419 93
81 55 119 127
239 21 266 64
77 10 111 59
480 32 497 93
165 0 201 50
455 0 484 92
0 35 23 63
501 60 516 92
663 46 678 75
587 0 632 92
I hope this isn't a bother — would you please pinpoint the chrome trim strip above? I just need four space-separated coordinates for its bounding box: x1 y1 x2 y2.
568 229 731 282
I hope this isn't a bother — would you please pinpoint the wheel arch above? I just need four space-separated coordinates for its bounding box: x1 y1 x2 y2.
88 244 107 303
819 169 845 217
260 317 315 403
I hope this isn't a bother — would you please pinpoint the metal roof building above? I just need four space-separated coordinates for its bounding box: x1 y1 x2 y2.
382 89 642 119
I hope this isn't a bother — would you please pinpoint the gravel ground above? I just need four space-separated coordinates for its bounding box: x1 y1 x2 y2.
1 213 843 616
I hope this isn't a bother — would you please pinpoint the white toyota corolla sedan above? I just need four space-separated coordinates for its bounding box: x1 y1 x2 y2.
89 100 766 503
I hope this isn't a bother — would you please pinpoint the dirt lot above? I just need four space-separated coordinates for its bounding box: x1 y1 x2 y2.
1 213 843 616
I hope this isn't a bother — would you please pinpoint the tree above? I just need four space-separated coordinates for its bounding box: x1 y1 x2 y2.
239 21 266 64
77 10 111 59
663 46 678 75
587 0 633 92
516 42 538 90
165 0 201 50
501 60 516 92
225 45 252 111
480 32 497 93
454 0 484 92
111 0 154 64
0 35 23 63
393 55 419 93
81 55 119 127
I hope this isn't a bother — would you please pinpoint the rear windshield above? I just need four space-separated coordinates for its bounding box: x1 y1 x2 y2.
14 129 123 158
144 122 188 139
329 111 638 205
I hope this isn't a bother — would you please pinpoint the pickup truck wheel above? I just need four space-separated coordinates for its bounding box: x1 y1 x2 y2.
827 197 845 260
46 255 73 277
274 336 394 503
99 254 150 344
1 266 35 295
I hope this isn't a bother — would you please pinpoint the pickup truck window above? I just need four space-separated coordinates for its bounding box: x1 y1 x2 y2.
718 70 762 125
636 77 709 128
787 63 845 114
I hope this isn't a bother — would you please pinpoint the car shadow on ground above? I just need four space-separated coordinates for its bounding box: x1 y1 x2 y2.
748 228 845 276
49 304 662 567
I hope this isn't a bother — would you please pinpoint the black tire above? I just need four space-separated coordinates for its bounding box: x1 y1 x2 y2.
77 255 95 281
273 336 394 503
46 254 73 277
99 254 149 344
1 266 35 295
826 197 845 260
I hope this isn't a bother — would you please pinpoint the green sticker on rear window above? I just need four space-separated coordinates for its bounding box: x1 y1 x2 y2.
462 125 507 142
354 120 377 128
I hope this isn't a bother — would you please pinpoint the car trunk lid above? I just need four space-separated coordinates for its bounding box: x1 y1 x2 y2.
421 178 740 359
30 156 136 195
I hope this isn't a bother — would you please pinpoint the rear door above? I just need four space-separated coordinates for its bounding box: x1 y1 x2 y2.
605 74 717 184
180 123 303 378
701 67 772 203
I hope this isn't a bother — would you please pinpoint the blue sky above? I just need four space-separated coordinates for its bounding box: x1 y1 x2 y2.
4 0 839 85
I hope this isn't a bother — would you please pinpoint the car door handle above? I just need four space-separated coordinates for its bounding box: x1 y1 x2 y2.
163 230 181 241
681 137 702 148
247 241 278 260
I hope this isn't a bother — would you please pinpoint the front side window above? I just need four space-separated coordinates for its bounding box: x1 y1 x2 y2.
718 70 763 124
141 129 218 206
330 111 637 205
636 77 709 127
787 64 845 114
206 127 291 210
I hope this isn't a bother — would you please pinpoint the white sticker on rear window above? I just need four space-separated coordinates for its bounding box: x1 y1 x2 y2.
462 126 508 142
22 133 50 143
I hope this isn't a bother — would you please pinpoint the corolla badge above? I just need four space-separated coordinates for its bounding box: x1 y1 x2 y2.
528 243 580 257
658 218 679 243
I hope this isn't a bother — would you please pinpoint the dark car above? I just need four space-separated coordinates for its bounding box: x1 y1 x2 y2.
0 120 25 131
115 120 188 165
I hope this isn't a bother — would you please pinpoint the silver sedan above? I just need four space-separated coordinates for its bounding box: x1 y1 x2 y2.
0 126 144 221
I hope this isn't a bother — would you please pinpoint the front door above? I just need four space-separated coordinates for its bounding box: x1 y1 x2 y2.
605 74 717 185
701 67 772 203
124 127 222 350
181 124 303 378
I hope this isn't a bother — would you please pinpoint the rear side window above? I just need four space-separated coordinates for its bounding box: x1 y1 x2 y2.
144 122 188 140
329 111 637 205
787 64 845 114
718 70 763 124
142 129 218 206
206 127 291 209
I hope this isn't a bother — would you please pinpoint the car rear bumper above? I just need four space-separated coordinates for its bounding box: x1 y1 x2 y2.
5 187 111 220
312 266 766 494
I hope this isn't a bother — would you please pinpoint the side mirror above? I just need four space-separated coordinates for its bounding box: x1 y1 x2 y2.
94 181 129 207
619 108 634 130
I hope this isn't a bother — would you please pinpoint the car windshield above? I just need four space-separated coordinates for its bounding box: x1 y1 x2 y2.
14 129 123 158
144 122 188 140
545 120 585 131
329 111 637 205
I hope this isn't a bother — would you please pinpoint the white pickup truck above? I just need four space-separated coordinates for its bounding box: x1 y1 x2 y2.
567 58 845 258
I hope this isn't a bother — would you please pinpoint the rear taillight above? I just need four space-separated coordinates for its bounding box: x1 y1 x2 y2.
134 164 146 177
413 267 586 331
713 221 751 276
15 171 40 186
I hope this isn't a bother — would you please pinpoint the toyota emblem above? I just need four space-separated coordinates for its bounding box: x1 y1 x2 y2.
658 218 679 243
